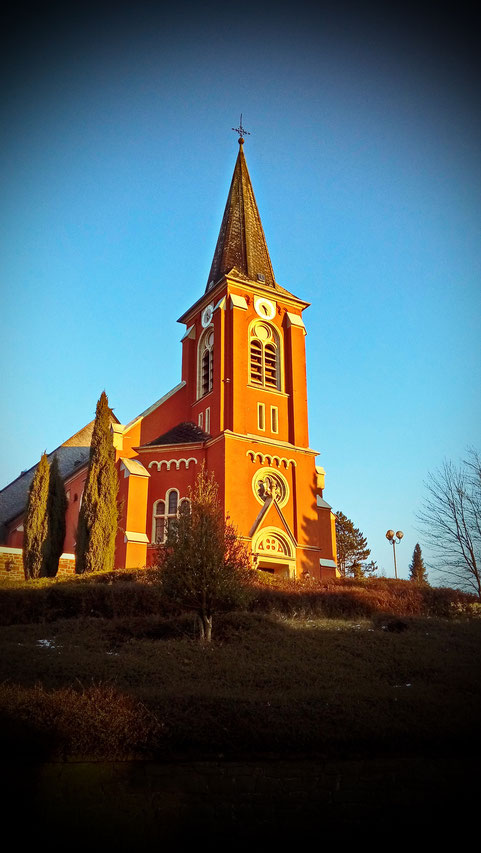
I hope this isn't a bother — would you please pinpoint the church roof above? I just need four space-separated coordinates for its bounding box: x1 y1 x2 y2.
0 414 119 540
206 140 277 292
0 446 90 539
143 421 211 447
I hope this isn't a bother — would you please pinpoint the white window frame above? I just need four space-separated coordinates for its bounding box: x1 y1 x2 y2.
257 402 265 431
152 489 180 544
249 321 281 391
271 405 279 433
197 326 214 399
152 498 166 544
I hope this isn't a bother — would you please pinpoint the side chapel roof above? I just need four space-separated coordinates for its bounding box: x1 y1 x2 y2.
143 422 211 447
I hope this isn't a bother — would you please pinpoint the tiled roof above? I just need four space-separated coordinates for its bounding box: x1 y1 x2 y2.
0 446 90 540
0 413 119 542
144 422 210 446
206 141 277 292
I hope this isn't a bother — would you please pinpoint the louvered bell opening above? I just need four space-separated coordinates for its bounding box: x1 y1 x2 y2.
209 350 213 391
264 344 278 388
250 340 263 384
202 350 210 395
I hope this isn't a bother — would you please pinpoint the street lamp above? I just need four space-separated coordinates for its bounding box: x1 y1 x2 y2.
385 529 403 579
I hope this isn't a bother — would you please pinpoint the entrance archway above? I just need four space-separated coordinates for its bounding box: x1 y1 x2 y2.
252 528 296 578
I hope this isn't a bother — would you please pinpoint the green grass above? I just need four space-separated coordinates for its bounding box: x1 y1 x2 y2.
1 604 480 761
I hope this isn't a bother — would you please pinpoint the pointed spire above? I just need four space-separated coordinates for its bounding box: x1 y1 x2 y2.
206 139 276 292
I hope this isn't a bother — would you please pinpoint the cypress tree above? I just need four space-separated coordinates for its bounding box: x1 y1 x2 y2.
23 452 50 580
45 455 67 577
409 543 428 583
75 391 119 574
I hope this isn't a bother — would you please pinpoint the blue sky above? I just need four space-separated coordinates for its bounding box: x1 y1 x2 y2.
1 2 479 580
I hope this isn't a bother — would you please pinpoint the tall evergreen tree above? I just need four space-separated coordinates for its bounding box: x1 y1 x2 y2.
335 511 371 577
23 452 50 580
75 391 119 574
45 455 67 577
409 543 428 583
353 559 379 579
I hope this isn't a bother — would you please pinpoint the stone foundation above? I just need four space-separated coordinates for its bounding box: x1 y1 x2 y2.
0 546 76 580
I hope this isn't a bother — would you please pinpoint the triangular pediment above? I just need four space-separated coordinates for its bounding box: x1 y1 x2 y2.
248 495 297 546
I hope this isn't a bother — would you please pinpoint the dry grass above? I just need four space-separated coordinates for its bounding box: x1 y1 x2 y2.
0 683 162 760
0 571 477 625
1 571 479 761
249 574 480 618
1 605 480 760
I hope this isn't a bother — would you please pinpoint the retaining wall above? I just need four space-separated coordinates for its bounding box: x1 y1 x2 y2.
0 546 76 580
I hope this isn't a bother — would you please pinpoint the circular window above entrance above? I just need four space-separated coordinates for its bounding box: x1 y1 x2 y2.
252 468 289 508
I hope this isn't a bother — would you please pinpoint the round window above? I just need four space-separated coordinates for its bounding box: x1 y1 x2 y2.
252 468 289 508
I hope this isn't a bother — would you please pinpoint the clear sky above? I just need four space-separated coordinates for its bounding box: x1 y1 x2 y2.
1 2 479 581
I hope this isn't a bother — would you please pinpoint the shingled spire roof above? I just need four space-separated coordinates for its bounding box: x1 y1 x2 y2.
206 139 277 292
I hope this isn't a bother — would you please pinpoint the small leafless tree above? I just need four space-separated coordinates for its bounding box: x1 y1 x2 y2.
157 466 253 641
417 448 481 599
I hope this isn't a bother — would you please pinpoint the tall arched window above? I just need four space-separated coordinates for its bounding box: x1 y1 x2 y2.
179 497 191 515
197 328 214 398
152 490 180 544
167 490 178 515
153 499 166 544
250 322 280 390
166 489 179 539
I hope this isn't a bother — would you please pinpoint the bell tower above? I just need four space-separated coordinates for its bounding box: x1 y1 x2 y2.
0 132 337 580
177 134 337 579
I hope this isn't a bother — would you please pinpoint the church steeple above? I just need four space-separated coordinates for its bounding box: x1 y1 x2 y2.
206 138 277 292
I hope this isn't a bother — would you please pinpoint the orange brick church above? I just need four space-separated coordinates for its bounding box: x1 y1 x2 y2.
0 135 338 580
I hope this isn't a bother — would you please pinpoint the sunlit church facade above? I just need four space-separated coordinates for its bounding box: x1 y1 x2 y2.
0 137 337 580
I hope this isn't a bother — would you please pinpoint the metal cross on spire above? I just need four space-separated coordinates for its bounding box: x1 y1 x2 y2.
232 113 251 143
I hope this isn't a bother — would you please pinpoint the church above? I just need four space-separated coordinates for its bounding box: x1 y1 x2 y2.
0 134 338 581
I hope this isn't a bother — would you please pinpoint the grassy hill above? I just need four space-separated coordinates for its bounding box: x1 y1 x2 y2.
0 572 479 762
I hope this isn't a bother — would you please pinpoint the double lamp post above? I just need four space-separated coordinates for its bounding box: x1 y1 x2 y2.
385 529 403 579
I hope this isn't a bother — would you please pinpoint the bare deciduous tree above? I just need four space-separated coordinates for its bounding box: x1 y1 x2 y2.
417 449 481 599
157 466 253 641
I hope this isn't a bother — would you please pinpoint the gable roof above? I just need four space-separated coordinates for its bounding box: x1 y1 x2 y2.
0 446 90 540
0 413 119 541
248 493 297 545
143 421 211 447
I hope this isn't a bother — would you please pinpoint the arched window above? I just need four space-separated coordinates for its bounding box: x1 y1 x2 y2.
179 497 191 515
197 328 214 398
153 499 166 544
250 323 280 390
152 490 181 544
167 490 178 515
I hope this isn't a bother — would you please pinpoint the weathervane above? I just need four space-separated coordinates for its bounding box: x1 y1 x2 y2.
232 113 250 143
